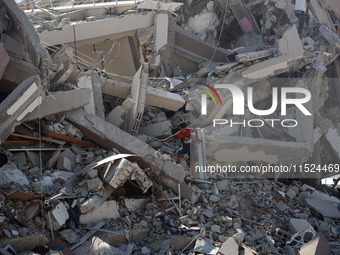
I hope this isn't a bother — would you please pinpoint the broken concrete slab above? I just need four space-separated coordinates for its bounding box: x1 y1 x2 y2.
145 86 185 111
23 88 91 122
0 75 44 143
242 26 304 79
289 218 312 234
48 202 69 230
80 200 120 224
37 12 155 46
219 237 239 255
305 198 340 220
100 77 185 111
170 236 194 251
175 25 231 63
124 198 146 212
139 121 172 137
299 232 331 255
137 1 183 12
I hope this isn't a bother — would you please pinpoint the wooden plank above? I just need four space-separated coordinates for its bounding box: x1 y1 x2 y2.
47 131 95 148
6 190 46 202
10 133 66 145
2 141 38 146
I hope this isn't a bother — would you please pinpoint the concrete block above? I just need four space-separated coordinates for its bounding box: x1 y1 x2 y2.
216 180 230 191
289 218 312 234
220 237 239 255
57 157 72 171
171 236 194 251
64 123 83 138
60 229 80 244
49 202 69 230
106 107 124 127
233 232 245 245
209 195 220 203
76 152 95 164
26 151 40 167
57 149 76 171
194 238 219 254
211 225 221 233
104 158 135 188
87 178 103 192
13 152 27 168
276 201 288 211
139 121 172 137
45 150 61 169
286 188 298 199
80 185 114 214
25 203 40 220
80 200 120 224
124 198 146 212
87 169 98 179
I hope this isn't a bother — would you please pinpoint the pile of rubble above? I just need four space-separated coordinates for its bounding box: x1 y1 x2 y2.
1 0 340 254
1 148 340 255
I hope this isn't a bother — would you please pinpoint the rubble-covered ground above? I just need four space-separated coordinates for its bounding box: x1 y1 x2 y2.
0 0 340 254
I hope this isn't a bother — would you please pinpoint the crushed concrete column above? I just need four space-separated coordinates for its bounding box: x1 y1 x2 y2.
78 74 105 119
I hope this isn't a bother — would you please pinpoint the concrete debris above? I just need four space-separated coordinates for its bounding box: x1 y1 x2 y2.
0 0 340 254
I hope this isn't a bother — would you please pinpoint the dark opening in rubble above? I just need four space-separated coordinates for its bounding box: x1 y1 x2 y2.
0 152 8 168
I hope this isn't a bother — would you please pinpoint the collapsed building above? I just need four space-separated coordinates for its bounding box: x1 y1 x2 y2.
0 0 340 254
